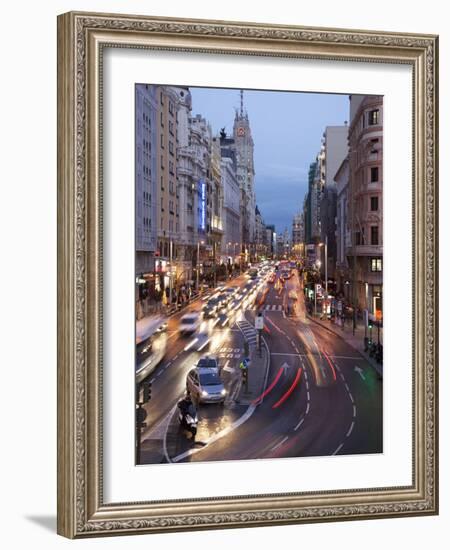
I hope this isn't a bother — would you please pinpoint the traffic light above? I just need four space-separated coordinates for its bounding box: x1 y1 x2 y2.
368 320 373 330
241 368 248 383
143 381 152 403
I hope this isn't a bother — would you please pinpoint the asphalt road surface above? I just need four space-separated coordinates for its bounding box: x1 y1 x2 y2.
137 268 382 465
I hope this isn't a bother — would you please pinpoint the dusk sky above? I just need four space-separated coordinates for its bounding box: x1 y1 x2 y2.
190 87 349 235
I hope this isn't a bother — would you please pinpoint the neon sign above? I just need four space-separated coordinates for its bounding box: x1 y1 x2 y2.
199 179 206 231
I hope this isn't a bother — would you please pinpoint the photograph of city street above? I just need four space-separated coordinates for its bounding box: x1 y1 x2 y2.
135 84 383 465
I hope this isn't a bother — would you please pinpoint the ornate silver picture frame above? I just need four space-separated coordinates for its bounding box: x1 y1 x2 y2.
57 11 438 538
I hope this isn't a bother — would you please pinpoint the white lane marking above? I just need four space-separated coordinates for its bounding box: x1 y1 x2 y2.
307 391 310 402
305 403 310 415
294 417 305 431
163 405 178 463
172 404 256 463
349 393 355 403
271 436 289 451
353 405 357 417
333 442 344 455
354 366 366 380
346 421 355 438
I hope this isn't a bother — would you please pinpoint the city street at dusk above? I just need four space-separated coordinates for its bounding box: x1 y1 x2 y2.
135 85 383 465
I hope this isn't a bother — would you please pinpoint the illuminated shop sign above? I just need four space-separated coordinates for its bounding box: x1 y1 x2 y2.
199 179 206 231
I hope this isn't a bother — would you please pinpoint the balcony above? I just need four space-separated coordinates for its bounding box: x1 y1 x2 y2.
346 244 382 257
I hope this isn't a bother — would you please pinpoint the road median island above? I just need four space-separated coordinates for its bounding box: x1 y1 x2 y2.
235 336 271 406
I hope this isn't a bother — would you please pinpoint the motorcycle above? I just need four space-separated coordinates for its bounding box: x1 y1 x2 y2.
177 401 198 438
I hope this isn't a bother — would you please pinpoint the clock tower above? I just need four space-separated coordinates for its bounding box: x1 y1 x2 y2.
233 90 256 256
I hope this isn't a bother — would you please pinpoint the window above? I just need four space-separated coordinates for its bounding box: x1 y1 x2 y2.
370 166 379 183
371 258 382 272
160 134 164 148
160 197 164 212
160 176 164 191
370 196 379 211
371 226 379 245
161 155 164 170
169 141 174 155
368 109 380 125
160 112 164 126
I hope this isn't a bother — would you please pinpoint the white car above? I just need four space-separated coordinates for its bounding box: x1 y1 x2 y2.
179 312 201 336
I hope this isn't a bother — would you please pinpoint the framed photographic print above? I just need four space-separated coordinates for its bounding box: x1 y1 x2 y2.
57 11 439 538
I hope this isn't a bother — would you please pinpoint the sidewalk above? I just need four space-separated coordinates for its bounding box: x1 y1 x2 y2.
307 314 383 378
235 338 270 405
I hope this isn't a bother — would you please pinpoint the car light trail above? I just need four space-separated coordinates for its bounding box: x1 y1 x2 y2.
272 368 302 409
322 350 337 381
252 367 284 404
183 338 198 351
197 338 210 351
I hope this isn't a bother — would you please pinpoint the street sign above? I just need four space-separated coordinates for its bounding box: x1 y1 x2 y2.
315 284 323 297
255 316 264 330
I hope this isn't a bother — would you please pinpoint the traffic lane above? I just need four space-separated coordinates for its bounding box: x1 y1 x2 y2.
162 273 251 336
273 373 356 458
181 302 329 462
141 324 242 440
179 352 308 462
281 308 382 454
326 355 382 455
264 313 367 457
261 307 368 455
172 310 366 462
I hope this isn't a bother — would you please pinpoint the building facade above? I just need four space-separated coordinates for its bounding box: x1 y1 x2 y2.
334 156 351 296
347 95 383 319
135 84 159 318
233 91 256 258
319 126 348 282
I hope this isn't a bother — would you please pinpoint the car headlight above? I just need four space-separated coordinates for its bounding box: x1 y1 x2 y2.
221 389 227 396
201 390 209 397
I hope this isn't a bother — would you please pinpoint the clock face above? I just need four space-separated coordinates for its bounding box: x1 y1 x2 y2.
237 127 245 137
